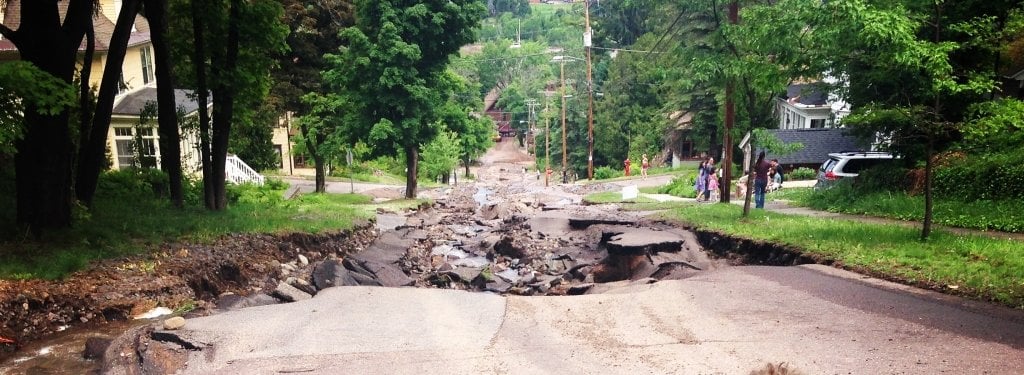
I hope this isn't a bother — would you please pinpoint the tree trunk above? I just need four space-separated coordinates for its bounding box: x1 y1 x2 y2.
921 137 934 240
145 0 184 208
76 0 141 207
192 0 215 209
405 145 418 199
721 1 738 204
742 150 756 217
464 154 471 177
10 0 92 232
209 0 242 210
77 19 96 173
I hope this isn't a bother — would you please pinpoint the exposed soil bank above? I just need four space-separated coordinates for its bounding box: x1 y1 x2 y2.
0 224 377 359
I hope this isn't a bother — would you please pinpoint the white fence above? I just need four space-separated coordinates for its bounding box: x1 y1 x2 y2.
225 155 265 186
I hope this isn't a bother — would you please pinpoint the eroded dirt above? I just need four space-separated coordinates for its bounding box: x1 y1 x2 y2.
0 227 378 359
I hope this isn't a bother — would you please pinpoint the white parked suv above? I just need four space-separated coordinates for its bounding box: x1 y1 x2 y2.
815 151 896 189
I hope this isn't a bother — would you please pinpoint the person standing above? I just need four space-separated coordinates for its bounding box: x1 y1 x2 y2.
753 151 772 208
702 157 715 201
707 167 719 201
771 159 785 188
641 154 650 179
694 159 707 201
624 157 632 177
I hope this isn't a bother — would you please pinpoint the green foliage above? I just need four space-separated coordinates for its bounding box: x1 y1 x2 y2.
593 166 623 180
419 130 461 181
325 0 486 196
657 172 699 198
0 61 77 155
795 182 1024 233
661 203 1024 307
962 98 1024 152
0 188 392 279
226 182 284 205
854 164 911 193
933 150 1024 202
96 168 170 199
788 167 816 180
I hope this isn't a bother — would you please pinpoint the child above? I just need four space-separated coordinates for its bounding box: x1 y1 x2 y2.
707 168 719 201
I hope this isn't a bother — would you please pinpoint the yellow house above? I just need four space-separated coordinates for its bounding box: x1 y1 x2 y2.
1 0 296 179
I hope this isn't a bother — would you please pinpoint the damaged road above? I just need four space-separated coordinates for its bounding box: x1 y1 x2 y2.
94 140 1024 374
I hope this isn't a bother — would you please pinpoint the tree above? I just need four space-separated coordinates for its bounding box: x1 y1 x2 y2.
77 0 143 207
169 0 287 209
419 130 461 182
0 62 77 156
327 0 486 199
272 0 354 192
144 0 186 208
0 0 93 231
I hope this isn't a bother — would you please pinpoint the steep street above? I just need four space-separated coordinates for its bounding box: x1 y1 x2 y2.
104 140 1024 374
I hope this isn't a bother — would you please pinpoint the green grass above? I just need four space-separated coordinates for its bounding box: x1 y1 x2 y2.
659 203 1024 308
784 186 1024 233
0 188 425 280
582 191 658 204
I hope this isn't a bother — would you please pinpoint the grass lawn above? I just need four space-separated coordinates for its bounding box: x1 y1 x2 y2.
582 191 658 204
0 189 424 280
780 187 1024 233
659 203 1024 308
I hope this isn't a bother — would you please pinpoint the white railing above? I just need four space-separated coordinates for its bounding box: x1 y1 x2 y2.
225 155 265 186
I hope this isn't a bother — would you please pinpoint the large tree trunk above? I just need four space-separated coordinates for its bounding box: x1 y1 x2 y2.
405 145 418 199
208 0 242 210
921 137 934 240
145 0 184 208
299 122 326 193
77 19 96 173
8 0 92 232
76 0 141 207
191 0 215 209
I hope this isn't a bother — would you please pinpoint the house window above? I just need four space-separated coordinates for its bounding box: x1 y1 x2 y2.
810 119 826 128
140 46 155 85
294 154 308 168
114 127 135 167
113 126 159 168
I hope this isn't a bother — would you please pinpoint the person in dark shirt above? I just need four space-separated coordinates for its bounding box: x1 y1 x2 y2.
754 151 772 208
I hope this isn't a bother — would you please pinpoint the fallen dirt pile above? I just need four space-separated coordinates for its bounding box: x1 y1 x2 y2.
0 227 377 358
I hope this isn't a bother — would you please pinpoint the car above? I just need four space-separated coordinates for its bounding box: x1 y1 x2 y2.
815 151 896 189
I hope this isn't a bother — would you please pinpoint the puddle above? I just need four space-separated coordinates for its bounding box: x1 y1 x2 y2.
0 320 148 374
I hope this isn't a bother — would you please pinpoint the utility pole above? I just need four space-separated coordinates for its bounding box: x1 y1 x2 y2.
723 1 738 204
544 95 551 187
584 0 595 180
560 60 568 174
525 99 538 155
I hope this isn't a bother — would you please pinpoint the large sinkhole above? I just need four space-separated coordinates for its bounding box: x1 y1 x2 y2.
290 208 818 298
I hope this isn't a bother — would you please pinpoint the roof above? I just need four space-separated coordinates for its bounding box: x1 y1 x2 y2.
112 87 206 116
759 128 870 165
0 2 151 53
784 83 828 106
668 111 693 130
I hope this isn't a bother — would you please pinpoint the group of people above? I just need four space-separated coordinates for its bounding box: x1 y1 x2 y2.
623 154 651 179
752 152 784 208
693 157 719 202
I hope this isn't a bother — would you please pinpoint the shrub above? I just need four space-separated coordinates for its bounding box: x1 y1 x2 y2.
594 166 622 180
226 183 284 205
657 171 698 198
933 150 1024 202
854 164 911 193
96 168 169 198
788 167 816 180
